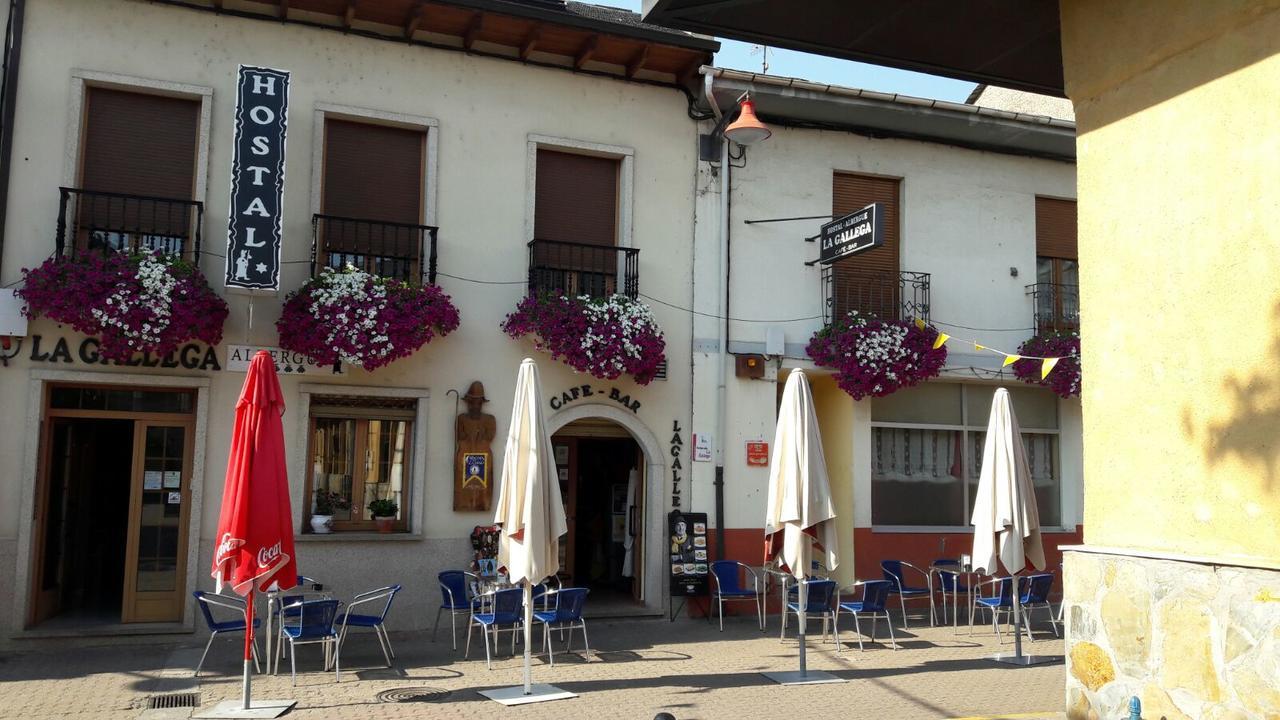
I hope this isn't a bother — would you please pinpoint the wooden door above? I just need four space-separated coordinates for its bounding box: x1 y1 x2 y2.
553 437 579 584
29 419 63 626
121 421 194 623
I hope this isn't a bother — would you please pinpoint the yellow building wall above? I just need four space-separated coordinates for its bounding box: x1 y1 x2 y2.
810 373 857 586
1060 0 1280 565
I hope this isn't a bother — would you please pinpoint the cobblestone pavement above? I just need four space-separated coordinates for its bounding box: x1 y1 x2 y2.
0 613 1068 720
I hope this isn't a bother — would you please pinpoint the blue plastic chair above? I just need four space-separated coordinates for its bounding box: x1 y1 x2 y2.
1019 573 1058 638
434 570 482 650
783 579 837 644
971 577 1017 641
339 585 401 667
278 598 341 685
192 591 261 677
881 560 934 627
835 580 897 652
466 587 523 670
710 561 764 632
532 587 591 666
932 558 970 626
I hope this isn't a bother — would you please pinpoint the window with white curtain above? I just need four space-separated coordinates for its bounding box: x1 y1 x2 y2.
870 383 1061 528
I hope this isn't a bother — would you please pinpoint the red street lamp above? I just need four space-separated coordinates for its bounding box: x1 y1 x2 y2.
723 96 771 145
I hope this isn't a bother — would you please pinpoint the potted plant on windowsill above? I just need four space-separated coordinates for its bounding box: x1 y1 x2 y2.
311 489 350 534
368 498 399 533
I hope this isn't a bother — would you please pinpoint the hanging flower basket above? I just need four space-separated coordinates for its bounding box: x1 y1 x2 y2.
501 293 666 385
277 265 460 372
17 251 229 363
806 311 947 399
1013 331 1081 398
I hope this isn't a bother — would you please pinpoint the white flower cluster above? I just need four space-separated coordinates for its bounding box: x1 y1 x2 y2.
842 312 920 380
579 294 661 374
90 255 175 348
310 266 393 366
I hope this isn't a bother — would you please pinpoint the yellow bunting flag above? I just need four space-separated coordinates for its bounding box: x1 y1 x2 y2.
1002 354 1020 367
974 344 985 352
1041 357 1060 379
933 333 950 350
914 317 926 331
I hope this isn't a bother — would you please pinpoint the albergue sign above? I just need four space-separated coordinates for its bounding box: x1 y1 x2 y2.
818 202 884 264
225 65 290 291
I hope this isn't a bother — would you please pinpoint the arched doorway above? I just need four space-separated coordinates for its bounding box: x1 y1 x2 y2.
547 404 665 616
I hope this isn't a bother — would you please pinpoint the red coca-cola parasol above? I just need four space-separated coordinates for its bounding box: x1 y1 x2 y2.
212 351 297 711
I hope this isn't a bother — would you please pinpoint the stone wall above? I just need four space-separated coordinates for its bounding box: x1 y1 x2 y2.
1063 550 1280 720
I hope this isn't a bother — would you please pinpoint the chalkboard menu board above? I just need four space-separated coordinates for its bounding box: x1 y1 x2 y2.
668 511 709 596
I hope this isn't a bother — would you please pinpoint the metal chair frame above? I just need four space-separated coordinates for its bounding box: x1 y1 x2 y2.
835 580 898 652
969 576 1031 643
465 587 524 670
1018 573 1060 639
339 585 401 667
710 561 764 632
277 598 342 686
434 570 481 650
533 587 591 667
781 579 838 644
192 591 261 677
882 560 936 627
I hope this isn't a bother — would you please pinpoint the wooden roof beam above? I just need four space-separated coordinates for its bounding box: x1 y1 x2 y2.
278 0 289 20
463 12 484 50
626 44 650 79
574 35 599 70
343 0 358 29
678 56 703 87
519 25 541 61
404 1 426 39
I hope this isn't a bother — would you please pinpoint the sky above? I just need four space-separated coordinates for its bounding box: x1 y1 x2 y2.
610 1 977 102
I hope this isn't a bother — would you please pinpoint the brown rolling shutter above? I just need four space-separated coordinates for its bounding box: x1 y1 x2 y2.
321 119 426 278
534 149 619 246
1035 197 1077 259
79 88 200 240
81 87 199 199
322 119 424 223
831 172 902 319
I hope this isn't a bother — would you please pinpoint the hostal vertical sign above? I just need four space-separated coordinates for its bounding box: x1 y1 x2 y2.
225 66 289 290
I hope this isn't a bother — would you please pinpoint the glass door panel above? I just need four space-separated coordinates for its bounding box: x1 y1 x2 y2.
123 422 192 623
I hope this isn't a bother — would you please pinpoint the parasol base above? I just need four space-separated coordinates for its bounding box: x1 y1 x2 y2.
479 684 577 705
761 670 845 685
193 699 296 719
990 653 1062 666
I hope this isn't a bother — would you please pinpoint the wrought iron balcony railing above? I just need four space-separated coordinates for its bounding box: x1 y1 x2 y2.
311 214 438 284
527 239 639 299
1027 282 1079 333
822 267 931 325
55 187 203 262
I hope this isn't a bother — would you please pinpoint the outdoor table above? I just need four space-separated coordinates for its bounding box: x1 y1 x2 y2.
927 564 983 633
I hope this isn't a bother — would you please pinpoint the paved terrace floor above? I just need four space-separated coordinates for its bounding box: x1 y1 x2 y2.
0 611 1067 720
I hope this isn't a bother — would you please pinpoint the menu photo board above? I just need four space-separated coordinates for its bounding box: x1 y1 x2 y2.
669 511 709 597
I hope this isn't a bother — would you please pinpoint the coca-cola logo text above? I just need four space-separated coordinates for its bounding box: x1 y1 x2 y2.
257 541 282 568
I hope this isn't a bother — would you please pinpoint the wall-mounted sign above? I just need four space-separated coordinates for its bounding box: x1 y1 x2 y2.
17 335 220 370
692 433 712 462
746 441 769 467
548 383 641 413
224 345 341 375
225 65 290 291
819 202 884 264
670 420 685 508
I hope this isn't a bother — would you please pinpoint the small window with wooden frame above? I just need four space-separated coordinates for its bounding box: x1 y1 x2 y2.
1033 196 1079 333
73 86 202 259
304 395 416 533
318 117 428 282
829 171 903 321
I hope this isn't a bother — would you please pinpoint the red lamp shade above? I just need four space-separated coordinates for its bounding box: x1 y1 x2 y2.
724 98 771 145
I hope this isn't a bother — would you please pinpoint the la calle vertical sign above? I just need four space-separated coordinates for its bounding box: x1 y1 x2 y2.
225 65 290 291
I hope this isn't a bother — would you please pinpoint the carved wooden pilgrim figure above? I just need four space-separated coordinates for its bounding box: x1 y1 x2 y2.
454 381 497 511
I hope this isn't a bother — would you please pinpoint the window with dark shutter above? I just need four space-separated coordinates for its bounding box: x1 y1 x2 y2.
1034 197 1079 332
830 172 902 320
531 149 621 296
319 119 426 280
1035 197 1077 260
77 87 200 246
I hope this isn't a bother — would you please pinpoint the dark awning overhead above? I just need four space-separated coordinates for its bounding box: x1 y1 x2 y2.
643 0 1065 97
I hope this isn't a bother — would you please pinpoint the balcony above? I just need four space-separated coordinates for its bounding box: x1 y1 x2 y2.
1027 282 1079 333
822 267 931 325
527 239 639 299
55 187 203 261
311 214 438 284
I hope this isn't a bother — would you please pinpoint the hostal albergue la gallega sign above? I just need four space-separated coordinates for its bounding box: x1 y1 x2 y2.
225 66 289 291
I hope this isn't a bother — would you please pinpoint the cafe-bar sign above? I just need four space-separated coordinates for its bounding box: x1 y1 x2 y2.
818 202 884 264
225 65 290 291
